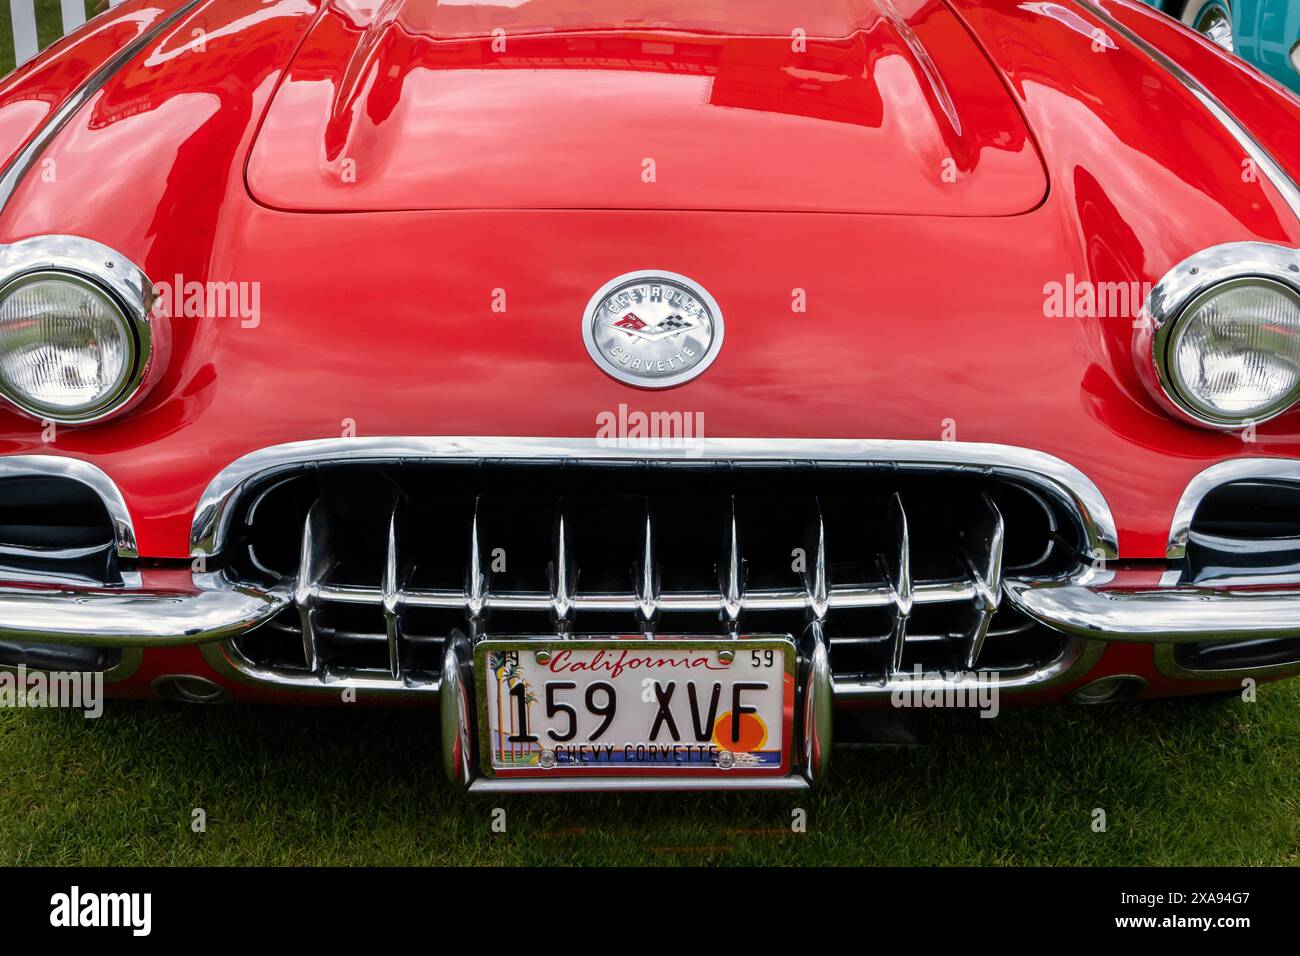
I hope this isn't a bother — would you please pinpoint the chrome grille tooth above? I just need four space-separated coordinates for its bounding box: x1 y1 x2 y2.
882 493 913 679
465 496 489 624
548 498 576 632
719 496 744 635
633 499 660 636
803 498 829 623
960 492 1006 670
293 499 334 674
382 507 404 681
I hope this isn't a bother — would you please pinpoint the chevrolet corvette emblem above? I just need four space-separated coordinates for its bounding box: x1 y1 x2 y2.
583 270 724 388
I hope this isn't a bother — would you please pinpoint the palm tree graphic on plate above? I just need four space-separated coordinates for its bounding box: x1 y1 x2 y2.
489 651 540 766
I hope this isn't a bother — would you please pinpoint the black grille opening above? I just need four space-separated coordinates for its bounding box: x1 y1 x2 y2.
0 639 122 672
1175 637 1300 673
220 461 1088 685
0 475 120 585
1187 479 1300 585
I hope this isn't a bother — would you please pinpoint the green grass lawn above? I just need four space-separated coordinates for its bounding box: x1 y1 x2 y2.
1 679 1296 866
0 1 100 78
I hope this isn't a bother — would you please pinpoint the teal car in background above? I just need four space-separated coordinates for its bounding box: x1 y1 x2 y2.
1145 0 1300 93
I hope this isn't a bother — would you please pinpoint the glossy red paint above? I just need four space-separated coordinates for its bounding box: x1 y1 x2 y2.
0 0 1298 703
0 0 189 172
247 0 1047 213
1103 0 1300 185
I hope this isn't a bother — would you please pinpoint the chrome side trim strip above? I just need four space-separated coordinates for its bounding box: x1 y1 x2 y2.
1004 576 1300 643
189 437 1120 559
0 454 137 559
0 0 207 214
0 572 288 647
1167 458 1300 559
1072 0 1300 221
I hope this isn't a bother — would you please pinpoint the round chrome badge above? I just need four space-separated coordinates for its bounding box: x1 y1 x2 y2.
582 270 724 388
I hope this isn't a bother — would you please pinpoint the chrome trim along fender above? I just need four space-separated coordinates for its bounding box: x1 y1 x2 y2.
0 0 208 214
1072 0 1300 221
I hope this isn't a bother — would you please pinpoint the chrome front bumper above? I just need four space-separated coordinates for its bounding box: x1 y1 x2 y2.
1003 575 1300 644
4 445 1300 684
9 572 1294 651
0 573 287 647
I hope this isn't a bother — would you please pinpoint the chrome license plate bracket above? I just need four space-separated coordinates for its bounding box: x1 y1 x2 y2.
474 635 797 780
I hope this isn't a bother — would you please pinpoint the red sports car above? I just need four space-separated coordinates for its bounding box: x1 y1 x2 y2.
0 0 1298 792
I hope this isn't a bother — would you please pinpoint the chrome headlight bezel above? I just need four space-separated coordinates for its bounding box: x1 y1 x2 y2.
0 235 162 425
1141 242 1300 429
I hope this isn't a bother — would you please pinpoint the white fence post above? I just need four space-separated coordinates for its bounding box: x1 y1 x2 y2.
9 0 39 67
60 0 86 33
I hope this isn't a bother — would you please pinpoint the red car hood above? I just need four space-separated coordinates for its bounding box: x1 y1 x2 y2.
245 0 1048 214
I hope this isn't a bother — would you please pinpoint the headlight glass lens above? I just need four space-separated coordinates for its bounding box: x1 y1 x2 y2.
1168 278 1300 422
0 273 134 418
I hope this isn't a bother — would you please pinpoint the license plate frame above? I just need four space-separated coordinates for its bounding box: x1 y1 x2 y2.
474 636 797 779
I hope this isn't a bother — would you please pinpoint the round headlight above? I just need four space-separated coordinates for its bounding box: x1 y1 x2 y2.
0 271 138 421
1163 277 1300 425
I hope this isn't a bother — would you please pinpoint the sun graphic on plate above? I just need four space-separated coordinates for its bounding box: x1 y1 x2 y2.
712 712 768 752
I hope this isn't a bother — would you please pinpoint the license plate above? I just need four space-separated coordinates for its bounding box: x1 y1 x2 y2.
476 637 795 778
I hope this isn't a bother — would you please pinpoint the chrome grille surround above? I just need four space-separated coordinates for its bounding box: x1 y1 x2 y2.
195 437 1113 699
191 438 1119 558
